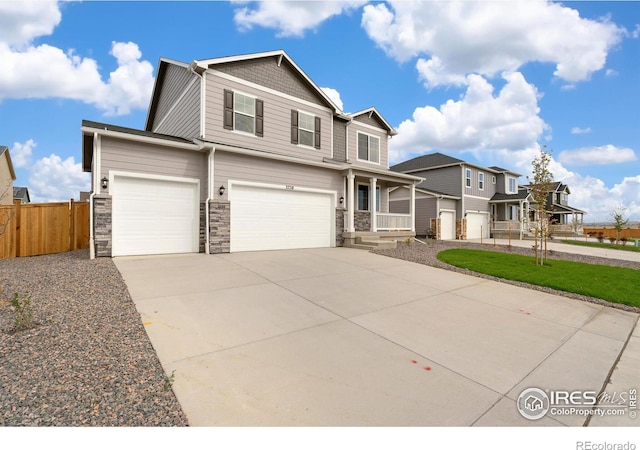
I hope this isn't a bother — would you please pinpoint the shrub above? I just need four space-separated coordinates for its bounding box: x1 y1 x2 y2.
620 237 628 246
11 292 34 331
597 235 604 243
609 237 617 244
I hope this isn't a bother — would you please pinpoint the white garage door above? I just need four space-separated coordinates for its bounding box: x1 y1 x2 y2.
112 174 200 257
440 211 455 240
466 212 490 239
230 183 334 252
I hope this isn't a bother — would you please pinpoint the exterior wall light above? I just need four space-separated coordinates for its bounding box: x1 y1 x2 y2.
219 185 226 196
101 177 108 190
339 196 344 205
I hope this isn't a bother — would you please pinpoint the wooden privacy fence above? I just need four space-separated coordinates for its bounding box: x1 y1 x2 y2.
0 200 89 259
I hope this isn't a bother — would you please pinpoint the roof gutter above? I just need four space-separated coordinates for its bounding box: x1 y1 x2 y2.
81 126 201 151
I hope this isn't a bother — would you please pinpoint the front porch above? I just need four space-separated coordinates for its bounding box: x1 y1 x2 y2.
340 168 420 249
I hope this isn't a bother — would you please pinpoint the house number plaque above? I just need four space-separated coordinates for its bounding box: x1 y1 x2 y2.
285 185 295 190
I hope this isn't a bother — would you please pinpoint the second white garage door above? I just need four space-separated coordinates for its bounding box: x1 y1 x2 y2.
440 210 455 240
230 183 334 252
112 174 200 257
466 212 490 239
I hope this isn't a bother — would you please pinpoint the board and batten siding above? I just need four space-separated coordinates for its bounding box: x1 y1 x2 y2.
204 73 333 163
214 152 343 202
100 136 208 200
347 121 390 169
152 64 200 139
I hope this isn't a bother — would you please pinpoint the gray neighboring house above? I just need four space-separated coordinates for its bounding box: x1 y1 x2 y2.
390 152 532 239
82 50 422 258
13 187 30 204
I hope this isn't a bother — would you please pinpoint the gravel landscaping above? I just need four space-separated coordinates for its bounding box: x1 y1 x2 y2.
374 239 640 314
0 250 187 426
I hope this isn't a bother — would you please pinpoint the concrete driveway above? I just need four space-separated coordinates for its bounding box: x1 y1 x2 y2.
114 248 638 426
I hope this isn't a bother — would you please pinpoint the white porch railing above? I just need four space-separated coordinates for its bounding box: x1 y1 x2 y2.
376 213 412 231
492 220 523 232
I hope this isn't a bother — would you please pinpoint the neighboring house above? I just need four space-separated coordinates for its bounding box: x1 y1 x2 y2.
13 187 31 204
527 181 586 235
0 146 16 206
82 50 422 257
390 152 527 239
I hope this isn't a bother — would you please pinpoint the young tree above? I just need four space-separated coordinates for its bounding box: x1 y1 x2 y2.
611 206 629 244
528 146 554 266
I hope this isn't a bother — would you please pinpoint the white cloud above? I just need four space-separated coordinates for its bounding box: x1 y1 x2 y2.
320 87 344 111
558 145 636 166
10 139 36 168
389 72 547 163
233 0 367 37
605 68 618 77
28 154 90 203
0 2 154 116
570 127 591 135
0 0 62 47
362 0 626 88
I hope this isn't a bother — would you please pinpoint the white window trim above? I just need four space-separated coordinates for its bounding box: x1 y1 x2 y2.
233 90 257 136
478 172 485 191
507 176 517 194
297 109 316 149
492 176 496 184
465 168 472 188
356 131 381 165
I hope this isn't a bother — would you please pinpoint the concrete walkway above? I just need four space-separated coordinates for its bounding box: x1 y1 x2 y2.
467 236 640 263
114 247 638 426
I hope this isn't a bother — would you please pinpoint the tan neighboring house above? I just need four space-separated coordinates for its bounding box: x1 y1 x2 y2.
82 50 422 258
0 146 16 206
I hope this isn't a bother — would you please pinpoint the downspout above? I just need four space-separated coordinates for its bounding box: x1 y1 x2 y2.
205 146 215 255
89 132 100 259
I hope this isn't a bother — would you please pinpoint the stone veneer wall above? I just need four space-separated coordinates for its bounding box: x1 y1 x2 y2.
199 202 206 253
93 195 112 257
354 211 371 232
209 200 230 254
335 209 345 247
456 219 467 240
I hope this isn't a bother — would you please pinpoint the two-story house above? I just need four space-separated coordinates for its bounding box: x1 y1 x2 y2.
82 50 422 257
390 152 532 239
526 181 586 235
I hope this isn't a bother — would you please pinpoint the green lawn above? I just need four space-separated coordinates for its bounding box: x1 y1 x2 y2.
437 249 640 308
561 239 640 253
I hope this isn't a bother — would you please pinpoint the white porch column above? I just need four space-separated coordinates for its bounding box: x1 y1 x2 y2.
410 183 416 233
370 177 377 232
519 200 524 240
347 171 355 232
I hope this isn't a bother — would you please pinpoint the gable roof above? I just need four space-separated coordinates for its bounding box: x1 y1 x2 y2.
0 146 16 180
390 152 465 173
347 107 397 136
490 191 532 202
13 186 30 202
194 50 342 113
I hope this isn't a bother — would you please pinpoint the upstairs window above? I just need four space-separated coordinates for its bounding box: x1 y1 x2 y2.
223 90 263 137
465 169 472 188
508 176 517 194
478 172 485 190
357 132 380 164
291 110 320 149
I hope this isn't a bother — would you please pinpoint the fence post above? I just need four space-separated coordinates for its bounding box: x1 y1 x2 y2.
13 199 21 257
69 199 75 251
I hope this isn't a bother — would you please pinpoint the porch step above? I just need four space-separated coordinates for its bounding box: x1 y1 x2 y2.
349 241 397 251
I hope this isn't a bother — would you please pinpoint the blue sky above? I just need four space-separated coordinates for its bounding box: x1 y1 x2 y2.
1 1 639 222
